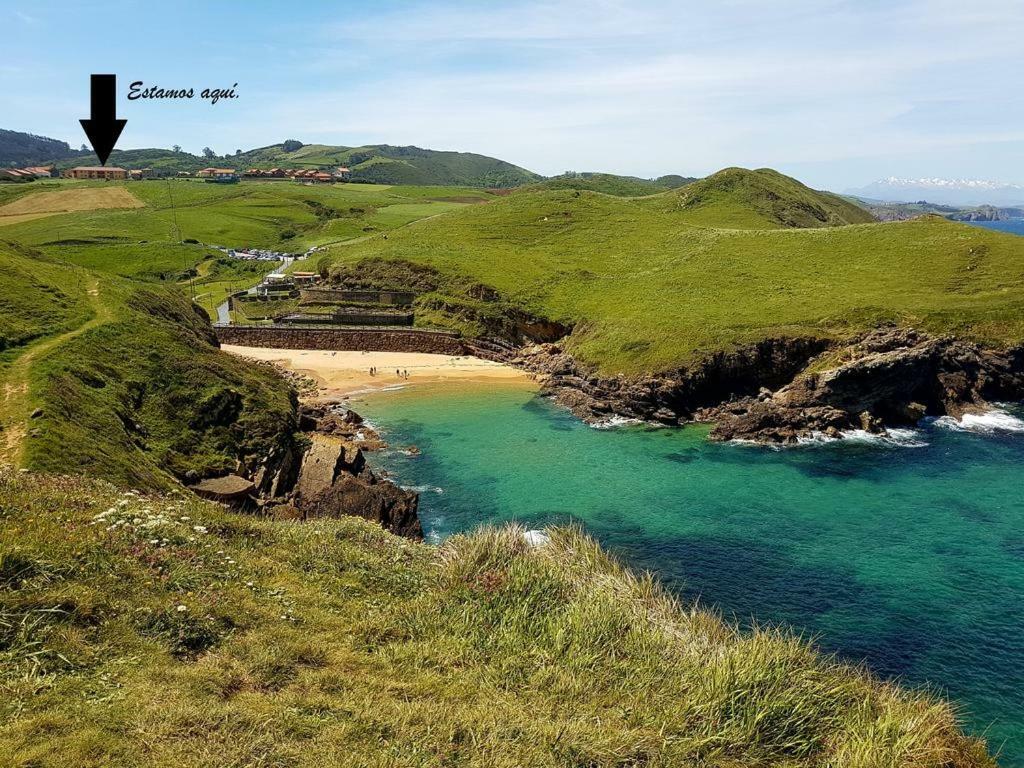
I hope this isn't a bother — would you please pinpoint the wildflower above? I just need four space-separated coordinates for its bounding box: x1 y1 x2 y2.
176 604 188 612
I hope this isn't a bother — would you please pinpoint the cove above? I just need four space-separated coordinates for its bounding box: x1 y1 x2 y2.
354 382 1024 765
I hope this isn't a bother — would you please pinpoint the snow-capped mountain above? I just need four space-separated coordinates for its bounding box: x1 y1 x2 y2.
846 177 1024 207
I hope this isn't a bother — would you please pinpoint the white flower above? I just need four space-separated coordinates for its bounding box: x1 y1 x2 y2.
176 605 188 612
192 525 208 534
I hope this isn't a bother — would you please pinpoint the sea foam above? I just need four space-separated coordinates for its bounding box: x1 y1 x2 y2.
796 428 929 449
590 415 644 430
933 408 1024 434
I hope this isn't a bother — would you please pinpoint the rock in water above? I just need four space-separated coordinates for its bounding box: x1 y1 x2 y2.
301 473 422 540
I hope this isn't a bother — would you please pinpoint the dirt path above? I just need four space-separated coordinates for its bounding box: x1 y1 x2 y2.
0 278 112 466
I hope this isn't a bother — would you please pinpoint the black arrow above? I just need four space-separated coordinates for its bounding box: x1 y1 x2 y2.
79 74 126 166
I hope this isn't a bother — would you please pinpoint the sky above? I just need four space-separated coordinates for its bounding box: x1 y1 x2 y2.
2 0 1023 191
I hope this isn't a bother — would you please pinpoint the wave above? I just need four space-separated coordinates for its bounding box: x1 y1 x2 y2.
932 408 1024 434
796 428 929 449
590 415 645 430
402 484 445 495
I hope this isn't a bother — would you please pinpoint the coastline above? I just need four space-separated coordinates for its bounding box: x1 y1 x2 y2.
223 325 1024 448
221 345 535 398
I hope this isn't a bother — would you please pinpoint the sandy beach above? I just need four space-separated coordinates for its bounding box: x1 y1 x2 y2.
222 345 532 396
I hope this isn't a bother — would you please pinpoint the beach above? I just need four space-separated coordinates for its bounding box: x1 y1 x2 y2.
221 345 533 396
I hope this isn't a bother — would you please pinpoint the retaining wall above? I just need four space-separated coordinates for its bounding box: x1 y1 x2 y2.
214 325 467 355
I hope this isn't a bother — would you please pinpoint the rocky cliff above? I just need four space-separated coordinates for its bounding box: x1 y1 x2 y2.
508 328 1024 445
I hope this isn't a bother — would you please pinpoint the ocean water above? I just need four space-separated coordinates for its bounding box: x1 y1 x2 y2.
965 218 1024 236
356 383 1024 764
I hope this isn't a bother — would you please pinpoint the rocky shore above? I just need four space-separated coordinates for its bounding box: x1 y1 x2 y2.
191 378 422 538
507 327 1024 445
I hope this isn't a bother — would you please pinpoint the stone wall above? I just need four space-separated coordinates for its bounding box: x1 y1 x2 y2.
214 325 467 355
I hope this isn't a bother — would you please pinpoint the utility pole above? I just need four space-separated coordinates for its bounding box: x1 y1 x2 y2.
166 178 195 300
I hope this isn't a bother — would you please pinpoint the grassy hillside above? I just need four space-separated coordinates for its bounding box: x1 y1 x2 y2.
0 469 993 767
657 168 876 229
0 238 295 489
326 172 1024 375
53 148 211 175
236 143 541 188
528 172 695 197
0 179 495 314
0 129 78 167
46 142 540 188
0 240 92 364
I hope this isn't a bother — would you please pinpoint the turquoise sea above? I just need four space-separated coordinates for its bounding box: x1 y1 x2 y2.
356 383 1024 764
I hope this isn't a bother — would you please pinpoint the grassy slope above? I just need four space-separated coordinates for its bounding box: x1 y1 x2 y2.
233 143 543 188
654 168 876 229
0 241 92 364
0 179 495 315
328 172 1024 375
0 469 993 768
527 173 689 197
0 238 295 489
0 179 515 487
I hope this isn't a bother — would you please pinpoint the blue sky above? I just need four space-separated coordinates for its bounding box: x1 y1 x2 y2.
3 0 1023 190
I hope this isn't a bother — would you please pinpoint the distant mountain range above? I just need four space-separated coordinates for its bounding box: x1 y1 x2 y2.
847 177 1024 207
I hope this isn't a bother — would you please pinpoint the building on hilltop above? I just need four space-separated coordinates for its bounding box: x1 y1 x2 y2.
64 166 128 180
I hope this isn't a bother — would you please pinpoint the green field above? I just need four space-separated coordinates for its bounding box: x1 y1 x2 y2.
323 168 1024 375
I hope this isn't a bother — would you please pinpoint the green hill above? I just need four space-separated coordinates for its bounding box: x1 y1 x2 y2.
234 143 542 188
658 167 876 228
0 240 295 488
1 128 540 188
527 172 695 197
0 129 80 167
54 148 211 175
324 170 1024 375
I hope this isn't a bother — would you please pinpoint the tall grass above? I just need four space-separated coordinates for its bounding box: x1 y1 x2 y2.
0 471 994 766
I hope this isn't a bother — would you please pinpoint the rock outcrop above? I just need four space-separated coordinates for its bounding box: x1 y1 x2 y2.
513 336 833 426
704 328 1024 444
192 400 422 539
191 474 257 504
503 328 1024 446
301 474 421 539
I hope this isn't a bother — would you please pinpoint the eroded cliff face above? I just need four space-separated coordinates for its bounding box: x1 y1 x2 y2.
513 336 834 426
704 328 1024 444
507 328 1024 445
